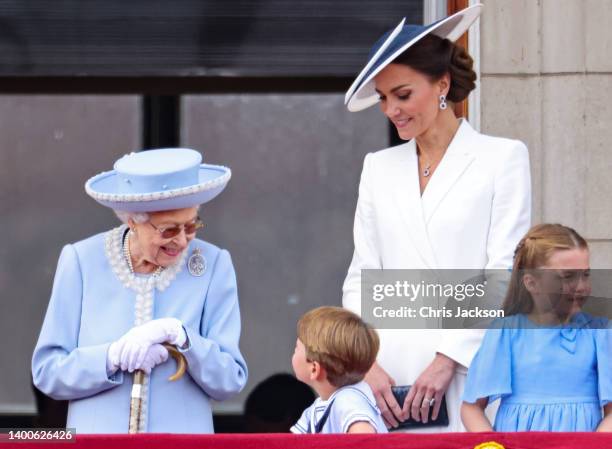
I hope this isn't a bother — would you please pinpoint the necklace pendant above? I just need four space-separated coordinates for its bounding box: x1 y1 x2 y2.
423 166 431 177
188 248 206 277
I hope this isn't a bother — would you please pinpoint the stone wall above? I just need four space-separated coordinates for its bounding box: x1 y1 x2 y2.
479 0 612 267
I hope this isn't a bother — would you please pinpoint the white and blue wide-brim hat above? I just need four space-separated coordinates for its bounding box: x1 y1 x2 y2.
85 148 231 213
345 4 482 112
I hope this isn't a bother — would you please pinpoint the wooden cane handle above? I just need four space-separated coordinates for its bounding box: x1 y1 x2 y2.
162 343 187 381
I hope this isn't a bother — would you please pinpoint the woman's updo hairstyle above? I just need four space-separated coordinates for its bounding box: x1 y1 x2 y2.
392 34 476 103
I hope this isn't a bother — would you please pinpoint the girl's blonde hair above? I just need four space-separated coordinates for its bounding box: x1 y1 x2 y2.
502 223 588 316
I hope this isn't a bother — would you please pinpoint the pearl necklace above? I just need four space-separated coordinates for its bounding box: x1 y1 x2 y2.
105 225 188 432
123 230 163 276
106 225 187 313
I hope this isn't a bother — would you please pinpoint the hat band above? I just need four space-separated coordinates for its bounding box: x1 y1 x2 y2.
117 164 200 194
85 166 231 204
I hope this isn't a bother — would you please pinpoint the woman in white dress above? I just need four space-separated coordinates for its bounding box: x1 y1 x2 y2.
342 5 531 431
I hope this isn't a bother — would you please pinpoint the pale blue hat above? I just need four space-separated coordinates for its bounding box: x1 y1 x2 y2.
85 148 231 212
345 4 482 112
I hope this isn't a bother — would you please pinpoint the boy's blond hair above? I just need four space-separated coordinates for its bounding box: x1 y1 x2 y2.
297 306 379 388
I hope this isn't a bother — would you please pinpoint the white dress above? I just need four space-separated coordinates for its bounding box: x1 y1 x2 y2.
343 120 531 431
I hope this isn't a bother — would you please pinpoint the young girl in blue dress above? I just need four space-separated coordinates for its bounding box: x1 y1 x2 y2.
461 223 612 432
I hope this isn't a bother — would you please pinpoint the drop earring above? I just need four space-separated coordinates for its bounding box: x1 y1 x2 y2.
439 94 447 110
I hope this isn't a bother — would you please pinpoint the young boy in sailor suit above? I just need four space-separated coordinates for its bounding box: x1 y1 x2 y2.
290 306 387 434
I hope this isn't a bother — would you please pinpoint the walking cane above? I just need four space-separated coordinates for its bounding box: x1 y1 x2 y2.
128 343 188 433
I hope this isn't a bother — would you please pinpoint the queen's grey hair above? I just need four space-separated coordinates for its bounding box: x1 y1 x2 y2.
113 210 150 224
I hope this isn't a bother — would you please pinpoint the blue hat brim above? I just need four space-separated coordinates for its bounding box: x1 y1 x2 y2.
345 4 483 112
85 164 231 212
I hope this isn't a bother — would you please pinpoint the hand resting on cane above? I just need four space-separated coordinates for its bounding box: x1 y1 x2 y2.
107 318 187 373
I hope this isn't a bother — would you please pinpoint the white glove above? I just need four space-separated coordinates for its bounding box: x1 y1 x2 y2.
111 318 186 373
138 344 169 374
107 342 170 374
107 340 122 375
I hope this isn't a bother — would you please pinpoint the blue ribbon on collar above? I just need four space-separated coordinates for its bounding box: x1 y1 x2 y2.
560 313 593 354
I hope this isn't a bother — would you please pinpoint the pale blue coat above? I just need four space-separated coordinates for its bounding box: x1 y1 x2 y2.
32 231 248 433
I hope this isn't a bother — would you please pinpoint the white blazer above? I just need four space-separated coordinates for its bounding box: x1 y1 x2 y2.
342 119 531 431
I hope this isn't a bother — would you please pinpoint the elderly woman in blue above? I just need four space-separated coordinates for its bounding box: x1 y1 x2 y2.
461 224 612 432
32 148 248 433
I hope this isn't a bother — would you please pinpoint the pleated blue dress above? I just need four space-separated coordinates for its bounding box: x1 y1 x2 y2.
463 312 611 431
